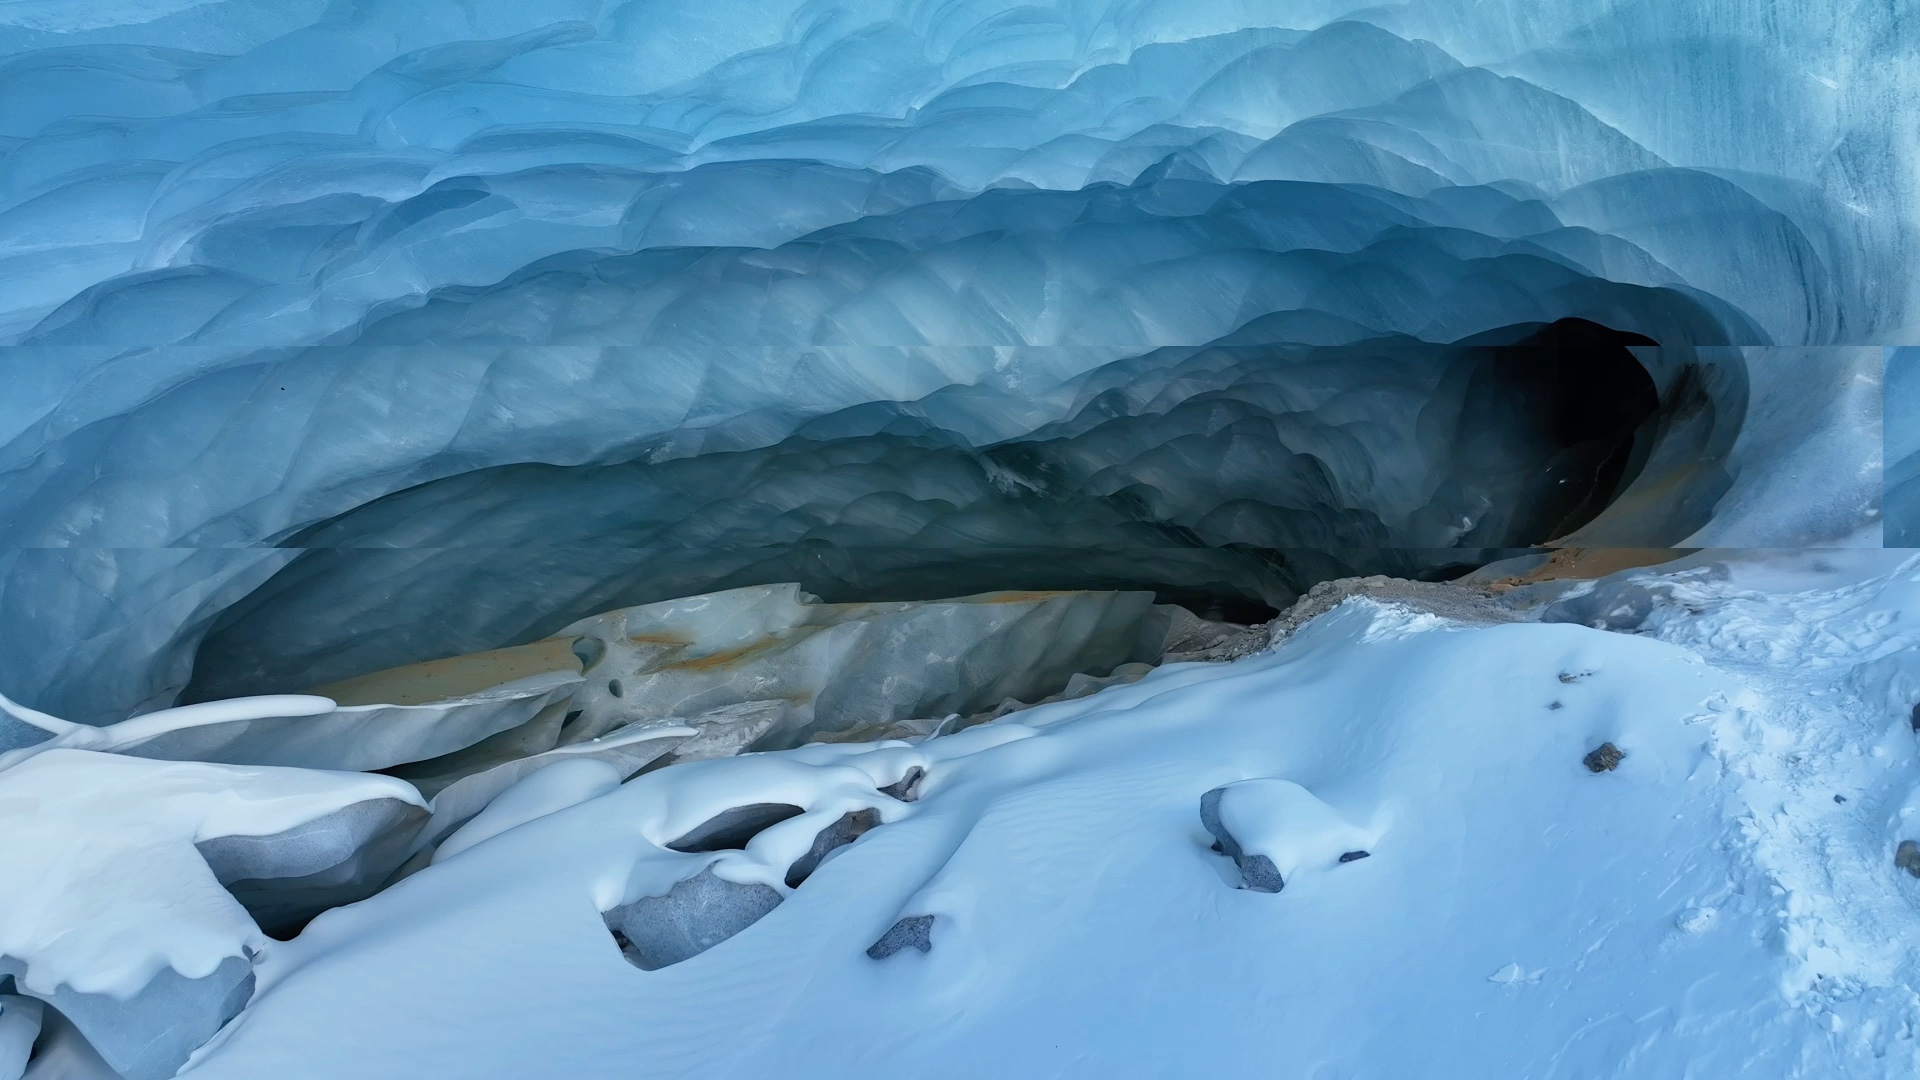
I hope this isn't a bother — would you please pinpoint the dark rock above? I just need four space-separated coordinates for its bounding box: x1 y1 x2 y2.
604 868 785 970
1235 853 1285 893
1834 794 1847 804
1910 703 1920 732
785 809 881 887
1583 742 1624 773
1898 840 1920 879
1199 786 1284 893
1547 701 1564 711
1338 850 1370 863
666 803 806 852
879 767 926 802
867 915 935 959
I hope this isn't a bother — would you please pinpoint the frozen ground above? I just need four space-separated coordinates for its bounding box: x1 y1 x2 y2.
0 549 1885 1079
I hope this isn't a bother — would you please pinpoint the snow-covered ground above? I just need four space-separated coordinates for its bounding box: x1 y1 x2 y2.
0 550 1886 1078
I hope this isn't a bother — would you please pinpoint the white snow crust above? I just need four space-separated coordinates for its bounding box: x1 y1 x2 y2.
113 551 1920 1079
0 750 421 998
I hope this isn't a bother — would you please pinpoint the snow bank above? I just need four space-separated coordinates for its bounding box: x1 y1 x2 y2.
0 751 420 997
152 554 1920 1078
0 750 425 1079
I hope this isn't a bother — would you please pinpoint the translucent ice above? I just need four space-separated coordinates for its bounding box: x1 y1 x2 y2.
0 0 1902 724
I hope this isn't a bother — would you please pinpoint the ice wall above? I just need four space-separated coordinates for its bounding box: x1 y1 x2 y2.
0 0 1903 721
1887 348 1920 547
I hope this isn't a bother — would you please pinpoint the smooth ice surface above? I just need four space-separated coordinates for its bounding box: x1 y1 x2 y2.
0 954 252 1080
314 583 1172 752
193 796 428 933
1679 349 1884 548
555 584 1168 747
19 1007 120 1080
154 551 1920 1079
0 677 582 773
0 995 39 1080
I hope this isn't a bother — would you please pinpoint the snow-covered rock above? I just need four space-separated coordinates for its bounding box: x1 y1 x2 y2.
0 750 424 1079
1199 778 1376 893
0 2 1904 1074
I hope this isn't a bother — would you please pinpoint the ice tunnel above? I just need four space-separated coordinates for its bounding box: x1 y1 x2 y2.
181 317 1715 701
0 1 1898 728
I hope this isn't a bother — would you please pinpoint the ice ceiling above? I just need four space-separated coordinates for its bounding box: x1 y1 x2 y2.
0 0 1907 723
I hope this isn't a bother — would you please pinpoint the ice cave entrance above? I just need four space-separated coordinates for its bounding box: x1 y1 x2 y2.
182 318 1698 705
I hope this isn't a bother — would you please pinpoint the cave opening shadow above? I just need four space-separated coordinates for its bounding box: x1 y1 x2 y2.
1445 317 1664 547
183 319 1725 701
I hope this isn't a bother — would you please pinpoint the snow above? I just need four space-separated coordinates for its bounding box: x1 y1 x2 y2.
432 759 623 866
0 750 421 998
0 678 584 773
54 552 1881 1078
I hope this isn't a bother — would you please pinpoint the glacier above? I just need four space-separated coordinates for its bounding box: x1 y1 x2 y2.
0 0 1905 725
0 0 1914 1076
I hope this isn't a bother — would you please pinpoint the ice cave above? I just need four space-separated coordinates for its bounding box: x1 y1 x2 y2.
0 1 1914 1077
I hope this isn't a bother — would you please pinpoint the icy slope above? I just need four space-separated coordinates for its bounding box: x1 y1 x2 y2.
159 552 1920 1079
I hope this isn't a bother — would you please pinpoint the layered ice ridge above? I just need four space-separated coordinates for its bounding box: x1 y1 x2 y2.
0 0 1903 722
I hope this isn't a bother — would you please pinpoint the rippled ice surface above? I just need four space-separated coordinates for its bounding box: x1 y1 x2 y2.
0 0 1903 723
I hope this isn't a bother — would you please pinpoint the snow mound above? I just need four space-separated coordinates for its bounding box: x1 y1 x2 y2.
123 553 1920 1079
1200 778 1377 892
0 750 423 1079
